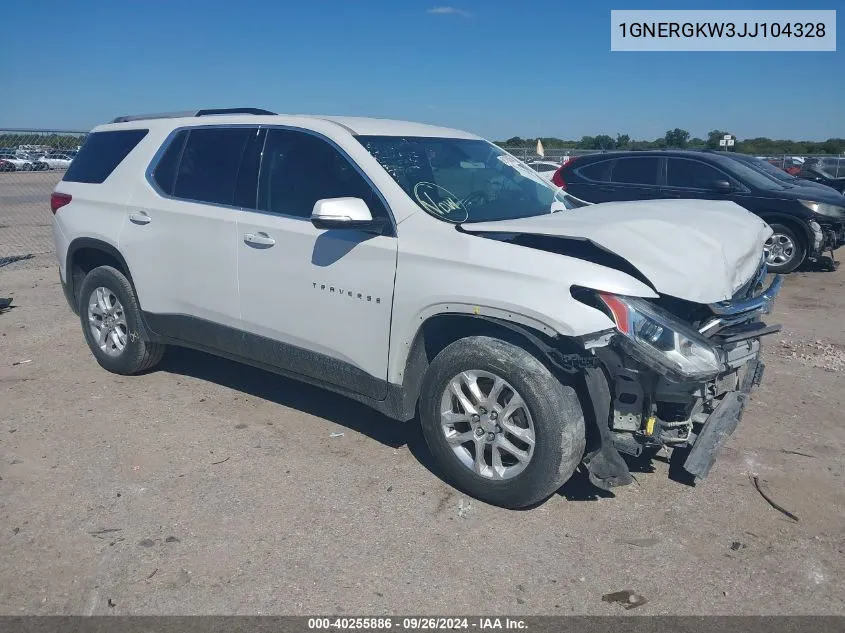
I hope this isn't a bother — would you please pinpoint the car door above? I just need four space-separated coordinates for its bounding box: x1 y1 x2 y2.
661 157 737 201
605 157 662 201
236 127 398 399
121 126 263 344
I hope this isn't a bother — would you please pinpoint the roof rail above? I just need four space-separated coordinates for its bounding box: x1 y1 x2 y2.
111 108 276 123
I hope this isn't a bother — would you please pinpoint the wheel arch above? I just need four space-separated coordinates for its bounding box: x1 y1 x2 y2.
65 237 135 312
389 311 591 421
757 212 813 249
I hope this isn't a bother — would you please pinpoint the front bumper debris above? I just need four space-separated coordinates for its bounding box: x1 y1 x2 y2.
682 358 764 481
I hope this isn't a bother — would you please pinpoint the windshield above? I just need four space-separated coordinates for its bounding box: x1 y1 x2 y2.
741 157 794 182
357 136 576 223
720 157 788 191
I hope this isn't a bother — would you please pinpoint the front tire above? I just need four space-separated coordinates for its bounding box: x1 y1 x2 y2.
78 265 165 375
764 223 806 274
420 336 586 509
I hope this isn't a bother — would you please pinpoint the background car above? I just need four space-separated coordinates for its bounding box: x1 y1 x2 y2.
41 153 74 170
526 160 561 182
23 153 51 171
805 157 845 177
768 157 804 175
0 153 34 171
798 160 845 194
555 150 845 273
0 158 15 172
725 152 843 196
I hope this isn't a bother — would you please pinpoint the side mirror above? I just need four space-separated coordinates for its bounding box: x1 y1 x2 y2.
310 197 388 233
712 179 733 192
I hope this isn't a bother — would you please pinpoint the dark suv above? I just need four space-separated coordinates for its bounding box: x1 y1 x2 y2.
554 150 845 273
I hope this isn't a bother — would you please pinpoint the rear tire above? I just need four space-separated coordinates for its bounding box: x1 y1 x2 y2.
419 336 585 509
78 265 165 375
764 223 806 274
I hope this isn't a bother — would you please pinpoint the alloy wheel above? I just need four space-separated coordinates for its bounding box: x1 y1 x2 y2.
764 232 796 266
439 370 536 480
87 286 128 357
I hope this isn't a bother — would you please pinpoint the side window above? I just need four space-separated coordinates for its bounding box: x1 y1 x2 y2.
666 158 728 189
257 128 387 219
171 127 257 206
611 157 659 185
63 129 148 184
577 160 612 182
151 130 188 195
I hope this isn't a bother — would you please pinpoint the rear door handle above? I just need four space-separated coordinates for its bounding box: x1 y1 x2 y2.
129 211 151 225
243 232 276 248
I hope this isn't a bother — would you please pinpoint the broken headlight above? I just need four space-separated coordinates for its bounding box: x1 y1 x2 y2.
598 293 723 381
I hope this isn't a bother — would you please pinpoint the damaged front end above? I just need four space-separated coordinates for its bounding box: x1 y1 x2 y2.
572 260 783 488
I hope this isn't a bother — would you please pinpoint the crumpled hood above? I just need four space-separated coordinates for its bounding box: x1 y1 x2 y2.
462 199 772 304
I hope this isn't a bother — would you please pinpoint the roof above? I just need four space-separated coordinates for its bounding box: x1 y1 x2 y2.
94 110 482 140
302 115 480 139
569 149 747 163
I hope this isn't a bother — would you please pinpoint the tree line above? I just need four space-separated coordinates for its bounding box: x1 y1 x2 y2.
497 129 845 156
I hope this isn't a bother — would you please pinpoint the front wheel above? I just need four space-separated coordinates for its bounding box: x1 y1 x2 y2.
764 223 806 274
420 336 586 509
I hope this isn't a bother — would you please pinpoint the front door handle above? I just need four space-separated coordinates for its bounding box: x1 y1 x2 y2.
243 232 276 248
129 211 151 225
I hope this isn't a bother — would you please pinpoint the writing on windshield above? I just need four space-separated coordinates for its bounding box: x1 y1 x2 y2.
358 135 572 223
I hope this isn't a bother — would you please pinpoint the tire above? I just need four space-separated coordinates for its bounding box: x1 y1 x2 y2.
78 265 165 375
764 223 806 274
419 336 586 509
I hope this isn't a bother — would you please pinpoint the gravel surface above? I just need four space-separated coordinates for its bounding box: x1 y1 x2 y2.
0 251 843 615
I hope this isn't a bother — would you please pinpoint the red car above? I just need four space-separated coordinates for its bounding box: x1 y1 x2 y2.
0 158 15 172
767 158 802 176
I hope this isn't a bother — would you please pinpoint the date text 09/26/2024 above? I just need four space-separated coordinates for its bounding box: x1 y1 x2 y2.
307 617 527 630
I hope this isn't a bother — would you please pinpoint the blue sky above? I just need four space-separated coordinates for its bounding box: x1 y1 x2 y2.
1 0 842 140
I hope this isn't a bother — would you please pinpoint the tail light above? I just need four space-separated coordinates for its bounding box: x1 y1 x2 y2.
50 192 72 214
551 166 567 188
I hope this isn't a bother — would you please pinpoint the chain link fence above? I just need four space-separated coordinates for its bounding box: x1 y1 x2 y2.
0 129 87 266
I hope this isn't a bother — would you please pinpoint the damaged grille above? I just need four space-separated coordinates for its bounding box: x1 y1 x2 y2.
699 258 781 340
648 257 780 342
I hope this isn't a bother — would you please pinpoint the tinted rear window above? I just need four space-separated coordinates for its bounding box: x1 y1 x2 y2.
63 129 148 184
577 159 612 182
611 157 659 185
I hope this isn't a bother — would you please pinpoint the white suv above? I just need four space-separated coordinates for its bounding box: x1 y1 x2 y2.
51 108 782 508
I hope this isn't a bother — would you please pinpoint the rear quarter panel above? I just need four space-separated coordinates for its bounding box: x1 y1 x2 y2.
52 125 162 279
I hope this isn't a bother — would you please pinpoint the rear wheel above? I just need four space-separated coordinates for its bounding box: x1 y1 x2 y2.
764 223 806 274
420 336 585 509
78 265 165 375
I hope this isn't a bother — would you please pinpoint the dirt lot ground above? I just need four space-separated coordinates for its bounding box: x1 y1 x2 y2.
0 181 843 614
